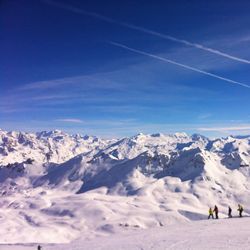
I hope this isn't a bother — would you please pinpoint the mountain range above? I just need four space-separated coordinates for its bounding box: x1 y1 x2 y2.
0 129 250 243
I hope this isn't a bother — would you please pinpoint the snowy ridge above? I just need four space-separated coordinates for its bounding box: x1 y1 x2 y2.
0 129 250 245
0 129 112 165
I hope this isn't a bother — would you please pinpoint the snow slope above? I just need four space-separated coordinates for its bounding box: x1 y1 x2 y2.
1 217 250 249
0 129 250 248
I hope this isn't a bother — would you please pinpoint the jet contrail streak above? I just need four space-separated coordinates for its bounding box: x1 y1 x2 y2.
109 42 250 89
117 24 250 64
42 0 250 64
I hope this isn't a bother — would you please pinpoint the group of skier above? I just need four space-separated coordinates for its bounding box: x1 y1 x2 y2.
208 204 244 219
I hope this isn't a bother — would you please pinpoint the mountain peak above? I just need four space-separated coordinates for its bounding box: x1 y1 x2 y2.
173 132 189 138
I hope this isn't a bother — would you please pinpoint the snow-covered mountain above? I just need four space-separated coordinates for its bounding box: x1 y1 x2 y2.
0 129 113 165
1 129 250 197
0 129 250 245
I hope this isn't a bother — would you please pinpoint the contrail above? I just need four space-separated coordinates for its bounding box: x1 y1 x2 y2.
109 41 250 89
120 24 250 65
42 0 250 64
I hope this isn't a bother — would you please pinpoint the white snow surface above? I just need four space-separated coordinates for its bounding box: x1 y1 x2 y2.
1 217 250 249
0 129 250 249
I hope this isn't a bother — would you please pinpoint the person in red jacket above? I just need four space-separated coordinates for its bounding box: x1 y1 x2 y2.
213 205 219 219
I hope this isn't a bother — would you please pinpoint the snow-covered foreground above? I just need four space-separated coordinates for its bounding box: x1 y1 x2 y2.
0 185 249 248
1 217 250 250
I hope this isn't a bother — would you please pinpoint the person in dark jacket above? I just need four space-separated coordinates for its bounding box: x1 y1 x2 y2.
214 205 219 219
238 204 243 217
228 206 232 218
37 245 42 250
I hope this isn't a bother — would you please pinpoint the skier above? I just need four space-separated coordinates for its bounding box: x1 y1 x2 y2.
213 205 219 219
208 207 214 219
228 206 232 218
238 204 243 217
37 245 42 250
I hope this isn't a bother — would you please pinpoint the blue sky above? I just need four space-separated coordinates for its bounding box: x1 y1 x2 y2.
1 0 250 137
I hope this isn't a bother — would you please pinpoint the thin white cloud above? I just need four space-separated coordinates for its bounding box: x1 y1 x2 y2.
55 118 85 124
198 126 250 132
42 0 250 64
198 113 212 120
19 76 86 90
237 35 250 43
18 73 128 91
31 95 74 100
109 42 250 89
54 118 138 126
